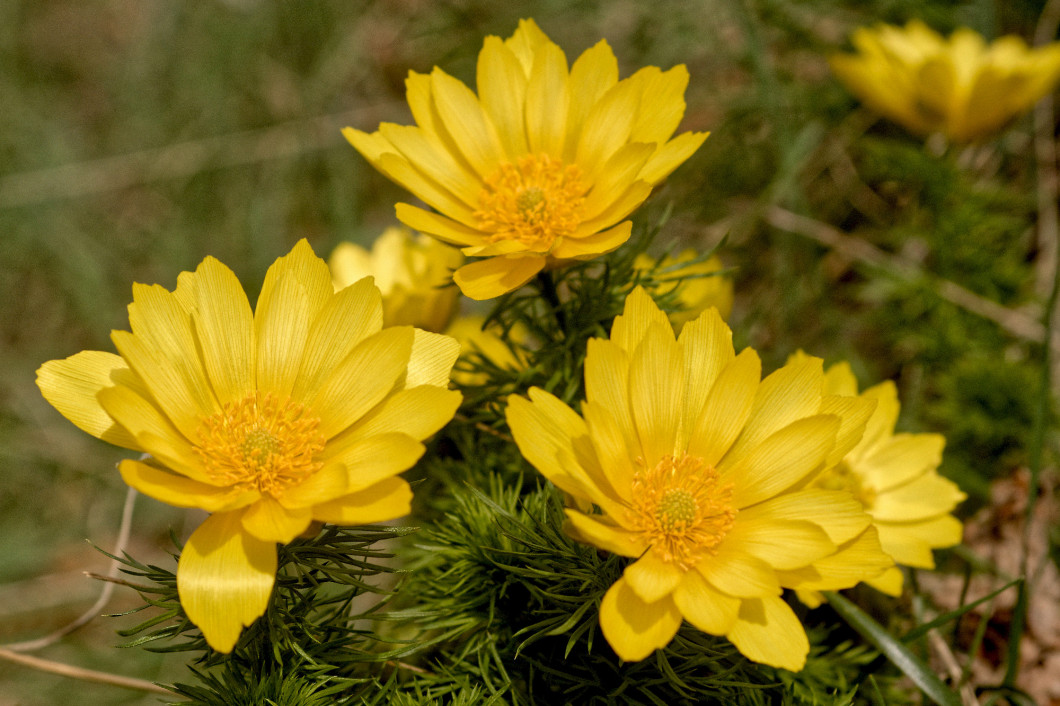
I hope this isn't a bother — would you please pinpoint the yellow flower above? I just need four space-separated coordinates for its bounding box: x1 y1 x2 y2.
36 240 462 653
345 19 709 300
505 288 891 670
634 251 733 327
329 226 463 332
806 359 965 596
446 314 529 387
831 20 1060 141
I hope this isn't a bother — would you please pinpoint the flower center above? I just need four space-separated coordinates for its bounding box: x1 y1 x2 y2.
629 453 737 570
814 461 877 509
474 153 586 251
194 393 326 496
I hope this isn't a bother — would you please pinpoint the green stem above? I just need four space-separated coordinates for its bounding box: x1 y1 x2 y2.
536 271 566 333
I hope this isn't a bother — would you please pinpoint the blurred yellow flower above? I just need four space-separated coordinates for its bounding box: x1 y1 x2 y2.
446 314 529 387
345 18 708 300
831 21 1060 142
329 226 463 332
36 240 461 653
804 359 965 596
634 250 733 327
506 287 890 670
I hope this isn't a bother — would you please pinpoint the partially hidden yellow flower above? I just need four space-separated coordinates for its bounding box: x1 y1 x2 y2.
803 358 965 597
634 250 733 327
345 19 709 300
446 314 529 387
36 240 462 653
329 226 463 332
831 20 1060 142
505 288 891 670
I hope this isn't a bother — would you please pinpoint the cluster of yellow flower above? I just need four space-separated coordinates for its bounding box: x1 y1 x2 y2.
37 17 1003 672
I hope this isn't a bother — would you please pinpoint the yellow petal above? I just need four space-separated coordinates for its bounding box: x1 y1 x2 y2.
871 472 965 522
579 143 654 221
676 307 736 447
672 569 740 635
574 76 639 182
822 360 858 396
599 577 682 661
177 511 277 653
727 596 809 671
405 329 460 389
429 67 505 179
778 526 893 592
376 152 478 225
563 510 646 557
637 130 709 185
343 386 462 443
624 552 684 602
724 517 835 571
629 321 684 463
379 123 481 208
322 431 425 494
737 489 870 546
276 463 350 509
395 203 483 247
818 394 876 467
695 549 781 598
581 400 635 502
687 347 760 466
584 338 635 444
725 355 824 463
876 513 964 567
525 41 569 158
119 459 257 512
97 384 207 483
629 65 689 144
311 476 413 525
294 276 383 402
564 39 619 161
117 284 219 439
453 255 546 300
307 327 414 439
723 415 840 508
568 181 652 238
856 433 945 492
867 566 905 596
257 239 333 323
609 286 672 355
255 271 310 399
343 127 397 171
191 256 255 405
857 381 899 455
477 36 529 158
36 351 141 450
549 221 632 261
241 495 313 544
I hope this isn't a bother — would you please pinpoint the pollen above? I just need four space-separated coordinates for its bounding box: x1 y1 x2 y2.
474 153 586 251
194 392 326 496
629 453 737 570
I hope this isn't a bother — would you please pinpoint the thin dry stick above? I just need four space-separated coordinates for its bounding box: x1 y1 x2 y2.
2 487 138 652
764 206 1057 349
925 629 980 706
0 103 401 210
0 648 170 695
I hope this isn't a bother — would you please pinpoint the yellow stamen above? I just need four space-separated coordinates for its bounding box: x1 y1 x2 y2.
629 453 737 570
195 393 325 496
474 153 586 250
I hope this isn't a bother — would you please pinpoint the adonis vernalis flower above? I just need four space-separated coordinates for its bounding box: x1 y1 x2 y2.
805 359 965 596
506 288 891 670
345 18 709 300
329 225 463 332
634 250 733 328
36 240 461 652
831 20 1060 141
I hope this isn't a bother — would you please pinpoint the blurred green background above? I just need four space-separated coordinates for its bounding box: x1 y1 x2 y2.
1 0 1054 703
